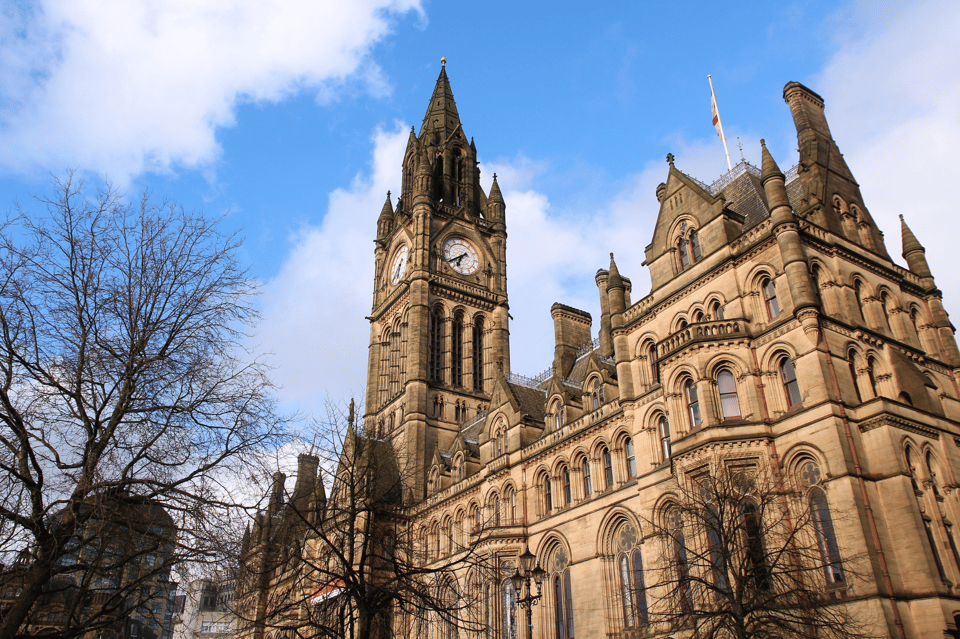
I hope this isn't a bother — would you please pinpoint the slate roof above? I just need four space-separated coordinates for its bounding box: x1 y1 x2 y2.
508 382 547 422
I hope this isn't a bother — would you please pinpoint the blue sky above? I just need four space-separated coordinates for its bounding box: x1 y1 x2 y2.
1 0 959 421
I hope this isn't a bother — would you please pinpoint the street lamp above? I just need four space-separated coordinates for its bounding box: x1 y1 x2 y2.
510 546 546 639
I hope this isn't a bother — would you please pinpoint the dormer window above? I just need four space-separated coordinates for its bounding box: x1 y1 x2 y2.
676 224 702 272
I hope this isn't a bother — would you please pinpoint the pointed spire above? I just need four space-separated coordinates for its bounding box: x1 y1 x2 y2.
420 63 462 139
241 524 251 555
488 174 504 205
900 214 924 256
760 139 784 183
379 191 394 218
606 253 624 291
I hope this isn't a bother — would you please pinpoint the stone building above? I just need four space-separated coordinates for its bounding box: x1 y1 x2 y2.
242 65 960 639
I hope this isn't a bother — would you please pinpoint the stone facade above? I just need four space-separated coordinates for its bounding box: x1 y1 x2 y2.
244 66 960 639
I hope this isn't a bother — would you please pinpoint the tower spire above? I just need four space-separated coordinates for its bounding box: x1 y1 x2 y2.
419 63 462 140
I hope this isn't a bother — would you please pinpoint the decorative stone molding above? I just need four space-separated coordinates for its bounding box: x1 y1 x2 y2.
859 415 940 440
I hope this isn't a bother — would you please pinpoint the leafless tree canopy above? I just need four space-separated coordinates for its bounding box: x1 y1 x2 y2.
0 175 285 637
235 402 491 639
646 464 874 639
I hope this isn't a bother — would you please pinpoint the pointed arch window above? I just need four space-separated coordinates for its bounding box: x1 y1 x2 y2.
685 379 702 428
659 416 671 461
866 356 879 397
624 437 637 479
602 447 614 489
762 277 781 319
668 510 693 611
429 307 444 383
502 578 518 639
562 466 572 505
690 229 702 261
847 350 863 403
551 547 575 639
741 501 770 590
451 312 464 387
542 473 553 515
717 370 741 419
780 357 802 408
552 399 566 431
590 378 604 410
581 458 592 497
616 525 648 628
678 239 689 270
473 316 485 392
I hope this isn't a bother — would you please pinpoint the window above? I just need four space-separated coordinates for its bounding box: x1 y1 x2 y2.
810 491 844 584
659 416 671 461
429 307 443 382
543 473 553 514
590 378 603 410
452 312 464 387
780 357 802 408
866 356 879 397
668 511 692 611
552 400 566 430
712 300 724 320
502 579 518 639
492 494 501 527
562 467 572 505
717 370 741 419
685 379 702 428
602 448 614 489
551 548 575 639
582 459 592 497
741 501 770 590
678 239 689 270
847 350 862 403
473 316 485 392
762 277 780 319
690 230 702 261
624 437 636 479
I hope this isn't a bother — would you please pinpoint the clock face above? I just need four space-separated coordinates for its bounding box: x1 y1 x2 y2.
442 237 479 275
390 245 409 284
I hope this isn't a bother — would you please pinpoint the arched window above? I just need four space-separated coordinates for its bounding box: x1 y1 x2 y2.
581 458 593 497
491 493 501 527
615 524 647 628
494 428 503 457
741 501 770 590
799 460 843 586
602 447 614 489
762 277 780 319
717 370 741 419
452 312 464 387
684 379 702 429
542 473 553 515
502 578 517 639
854 281 865 322
429 307 444 383
562 466 572 506
927 455 960 573
880 293 892 332
690 229 702 262
590 378 604 410
712 300 725 320
659 416 671 461
624 437 636 479
668 510 692 610
866 356 879 397
847 350 863 403
473 316 485 392
693 310 704 323
552 399 566 431
550 547 575 639
780 357 802 408
678 238 689 270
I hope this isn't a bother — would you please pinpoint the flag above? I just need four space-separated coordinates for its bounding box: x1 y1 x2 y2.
711 86 722 138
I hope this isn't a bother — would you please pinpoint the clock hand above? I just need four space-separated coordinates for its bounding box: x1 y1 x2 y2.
451 253 467 266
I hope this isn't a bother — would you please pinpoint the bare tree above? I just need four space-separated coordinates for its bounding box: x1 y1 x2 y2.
0 174 286 637
235 401 492 639
646 463 875 639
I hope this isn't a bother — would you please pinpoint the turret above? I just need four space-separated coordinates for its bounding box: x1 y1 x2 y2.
376 191 394 240
268 471 285 516
595 269 613 358
487 174 505 224
290 453 319 516
761 139 820 343
551 303 592 379
900 214 932 281
606 253 626 326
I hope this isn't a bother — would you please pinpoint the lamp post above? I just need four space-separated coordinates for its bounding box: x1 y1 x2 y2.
510 546 547 639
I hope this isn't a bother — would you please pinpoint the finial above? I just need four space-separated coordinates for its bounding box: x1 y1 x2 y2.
387 190 391 198
493 173 497 179
760 138 766 147
441 56 447 66
666 153 675 166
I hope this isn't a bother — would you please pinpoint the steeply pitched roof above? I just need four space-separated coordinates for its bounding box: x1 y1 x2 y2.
419 65 462 140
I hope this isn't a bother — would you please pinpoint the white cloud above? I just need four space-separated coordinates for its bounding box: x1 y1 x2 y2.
0 0 423 180
257 124 408 418
814 0 960 321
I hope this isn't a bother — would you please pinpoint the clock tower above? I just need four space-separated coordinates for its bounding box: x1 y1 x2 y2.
364 62 510 502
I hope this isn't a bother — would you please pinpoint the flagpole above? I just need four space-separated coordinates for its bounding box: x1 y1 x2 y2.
708 75 733 171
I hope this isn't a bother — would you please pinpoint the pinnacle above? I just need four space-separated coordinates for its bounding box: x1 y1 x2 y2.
900 213 924 256
488 174 504 204
379 191 394 218
607 252 624 290
760 139 784 183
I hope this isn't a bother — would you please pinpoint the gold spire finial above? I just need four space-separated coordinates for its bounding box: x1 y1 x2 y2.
441 56 447 66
